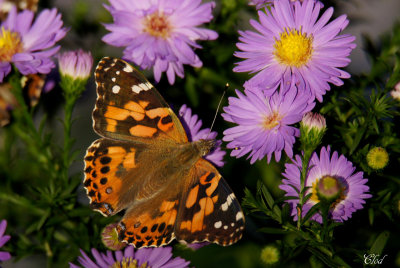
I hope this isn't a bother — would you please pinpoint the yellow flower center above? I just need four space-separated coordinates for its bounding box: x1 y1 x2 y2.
0 27 23 62
366 147 389 170
143 12 171 39
263 112 281 130
111 257 148 268
273 28 313 68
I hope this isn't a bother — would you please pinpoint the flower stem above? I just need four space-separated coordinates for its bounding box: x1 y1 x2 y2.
62 92 77 182
297 149 312 229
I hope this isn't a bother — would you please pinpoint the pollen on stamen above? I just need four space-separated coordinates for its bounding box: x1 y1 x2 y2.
273 28 313 68
0 27 23 62
143 12 172 39
263 112 281 130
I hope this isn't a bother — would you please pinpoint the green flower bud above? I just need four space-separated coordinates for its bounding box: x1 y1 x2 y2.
366 147 389 170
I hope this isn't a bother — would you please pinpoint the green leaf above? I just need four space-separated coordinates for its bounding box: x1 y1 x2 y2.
369 231 390 255
257 227 287 234
368 208 374 226
184 74 198 107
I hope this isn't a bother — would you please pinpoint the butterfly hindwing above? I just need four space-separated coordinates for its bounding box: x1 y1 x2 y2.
117 195 181 248
93 57 187 143
175 159 245 246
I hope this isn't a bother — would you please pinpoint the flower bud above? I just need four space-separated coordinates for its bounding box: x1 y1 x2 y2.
300 112 326 150
260 245 280 265
58 49 93 80
390 82 400 101
366 147 389 170
58 49 93 97
101 223 127 251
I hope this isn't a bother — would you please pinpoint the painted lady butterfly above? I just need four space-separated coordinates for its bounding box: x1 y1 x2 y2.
84 57 245 248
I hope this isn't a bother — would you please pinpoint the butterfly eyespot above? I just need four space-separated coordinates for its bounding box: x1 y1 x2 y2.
106 187 113 194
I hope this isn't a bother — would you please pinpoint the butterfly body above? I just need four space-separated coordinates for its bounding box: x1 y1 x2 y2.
84 57 244 248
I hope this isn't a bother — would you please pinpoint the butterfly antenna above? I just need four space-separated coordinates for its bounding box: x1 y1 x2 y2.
206 83 229 139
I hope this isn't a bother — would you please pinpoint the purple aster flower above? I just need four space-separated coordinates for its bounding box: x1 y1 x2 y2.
103 0 218 85
70 246 190 268
179 104 225 167
222 80 314 164
280 146 372 223
235 0 356 102
0 219 11 262
0 7 67 82
58 49 93 80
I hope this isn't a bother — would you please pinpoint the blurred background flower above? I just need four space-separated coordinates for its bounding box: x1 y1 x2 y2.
0 7 67 82
0 219 11 262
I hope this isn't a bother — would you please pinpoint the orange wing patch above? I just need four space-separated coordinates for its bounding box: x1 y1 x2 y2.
117 199 179 248
83 139 138 216
176 159 245 246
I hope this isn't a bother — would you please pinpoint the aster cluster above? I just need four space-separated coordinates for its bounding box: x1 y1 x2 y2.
224 0 371 225
224 0 355 164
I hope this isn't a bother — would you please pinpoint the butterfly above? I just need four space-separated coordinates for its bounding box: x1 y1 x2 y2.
0 0 38 20
84 57 245 248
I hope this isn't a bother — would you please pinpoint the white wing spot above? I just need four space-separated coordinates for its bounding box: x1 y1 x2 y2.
111 77 116 82
231 223 235 227
116 71 120 75
112 85 120 94
221 193 235 211
223 225 228 230
236 211 244 221
214 221 222 229
139 83 150 91
132 85 142 94
123 64 134 73
145 82 153 89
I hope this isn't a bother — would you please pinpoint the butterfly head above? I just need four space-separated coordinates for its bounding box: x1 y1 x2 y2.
195 139 216 157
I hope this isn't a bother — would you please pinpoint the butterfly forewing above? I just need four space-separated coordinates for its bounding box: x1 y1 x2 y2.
93 57 188 143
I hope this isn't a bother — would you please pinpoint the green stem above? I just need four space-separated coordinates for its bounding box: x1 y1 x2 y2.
297 149 312 229
62 93 77 182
